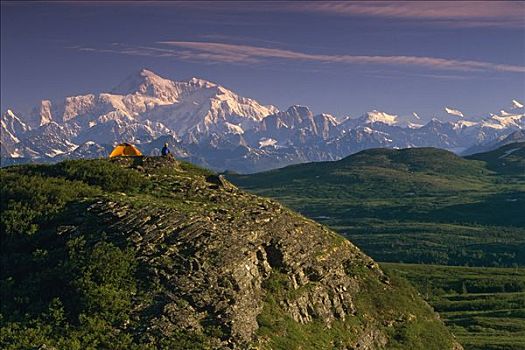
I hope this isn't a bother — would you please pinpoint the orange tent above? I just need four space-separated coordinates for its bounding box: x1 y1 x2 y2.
109 143 142 158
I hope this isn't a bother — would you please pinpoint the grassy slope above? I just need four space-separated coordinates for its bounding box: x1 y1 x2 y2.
466 141 525 176
383 263 525 350
256 268 455 350
1 159 215 350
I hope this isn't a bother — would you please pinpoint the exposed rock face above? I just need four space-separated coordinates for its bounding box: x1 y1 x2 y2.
85 200 366 345
42 157 460 349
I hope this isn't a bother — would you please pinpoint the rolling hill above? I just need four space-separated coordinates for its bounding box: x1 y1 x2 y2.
228 144 525 267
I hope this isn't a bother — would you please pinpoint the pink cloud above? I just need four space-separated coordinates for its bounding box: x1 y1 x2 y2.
157 41 525 73
34 2 525 28
132 1 525 28
71 41 525 73
285 1 525 28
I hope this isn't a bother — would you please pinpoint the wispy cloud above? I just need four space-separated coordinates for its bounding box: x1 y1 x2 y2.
152 41 525 73
11 1 524 28
71 41 525 73
286 1 525 28
100 1 523 29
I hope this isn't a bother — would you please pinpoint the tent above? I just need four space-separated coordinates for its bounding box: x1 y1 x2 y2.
109 143 142 158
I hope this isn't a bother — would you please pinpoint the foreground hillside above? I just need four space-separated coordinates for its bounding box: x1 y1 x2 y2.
229 144 525 267
0 157 460 349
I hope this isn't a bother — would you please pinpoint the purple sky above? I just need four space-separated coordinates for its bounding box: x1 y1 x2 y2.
1 1 524 120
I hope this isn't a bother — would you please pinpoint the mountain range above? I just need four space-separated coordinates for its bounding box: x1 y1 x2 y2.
2 68 524 172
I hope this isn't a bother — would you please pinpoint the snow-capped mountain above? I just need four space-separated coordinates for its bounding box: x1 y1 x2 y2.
462 130 525 155
340 110 399 129
1 109 30 157
26 69 277 137
1 68 524 172
249 105 339 147
143 76 278 137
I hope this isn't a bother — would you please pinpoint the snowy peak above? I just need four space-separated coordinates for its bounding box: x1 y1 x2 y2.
445 107 464 118
482 113 524 130
364 110 398 125
313 113 339 138
477 102 525 130
512 99 524 109
140 68 162 78
257 105 339 141
285 105 313 117
315 113 338 125
111 68 183 102
338 110 399 130
143 78 278 136
2 109 29 131
1 109 29 151
263 105 313 129
28 100 54 127
188 77 217 89
19 68 279 139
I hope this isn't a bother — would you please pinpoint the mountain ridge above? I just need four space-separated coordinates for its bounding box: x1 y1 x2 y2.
1 68 523 172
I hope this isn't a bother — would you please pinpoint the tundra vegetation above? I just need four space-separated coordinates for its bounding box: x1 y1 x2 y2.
1 156 459 349
228 143 525 350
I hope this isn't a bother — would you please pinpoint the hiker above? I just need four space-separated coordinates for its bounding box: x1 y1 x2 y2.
161 143 171 156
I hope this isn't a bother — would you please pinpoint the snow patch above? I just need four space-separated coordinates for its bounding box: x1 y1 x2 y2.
512 99 524 109
454 120 478 129
498 147 520 159
445 107 464 118
364 110 398 125
45 148 66 157
407 122 423 129
10 150 22 158
224 122 244 135
259 138 278 148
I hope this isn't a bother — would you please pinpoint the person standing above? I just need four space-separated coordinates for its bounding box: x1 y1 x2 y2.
161 143 171 156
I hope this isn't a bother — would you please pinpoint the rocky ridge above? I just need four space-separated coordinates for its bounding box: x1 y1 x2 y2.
0 156 462 349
